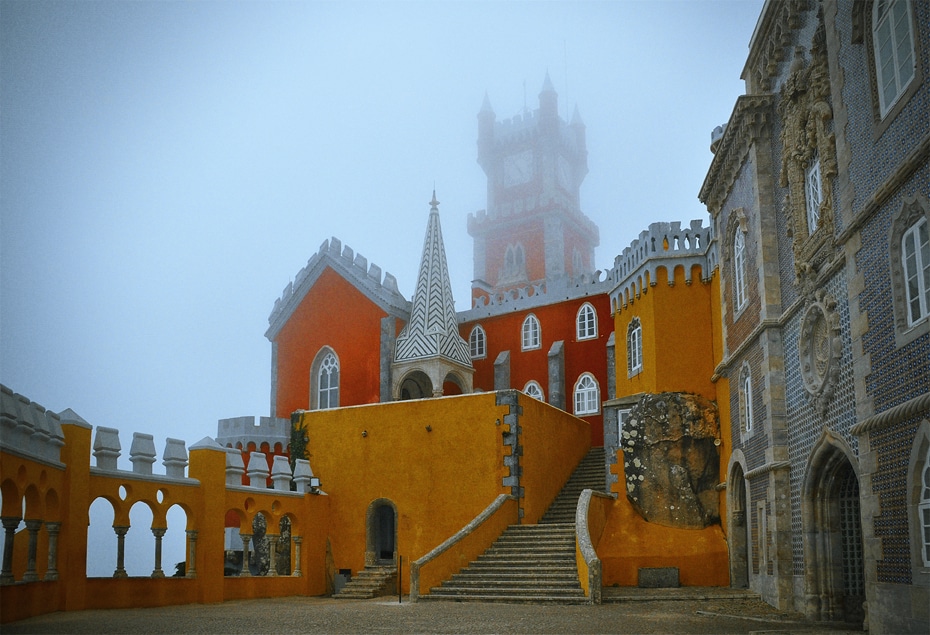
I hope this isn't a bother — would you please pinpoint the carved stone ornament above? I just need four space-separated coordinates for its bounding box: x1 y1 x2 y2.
798 289 842 415
778 21 837 286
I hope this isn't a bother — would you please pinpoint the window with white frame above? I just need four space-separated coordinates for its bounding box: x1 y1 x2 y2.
805 155 822 235
919 446 930 567
521 314 541 350
734 229 747 311
873 0 916 117
523 380 544 401
739 363 753 434
469 325 487 359
617 408 632 441
576 302 597 340
316 351 339 410
902 217 930 326
573 373 600 415
627 318 643 376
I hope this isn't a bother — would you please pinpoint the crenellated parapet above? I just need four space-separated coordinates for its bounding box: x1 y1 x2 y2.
608 219 717 313
266 237 411 341
216 415 290 453
459 269 618 321
0 384 66 466
91 425 190 480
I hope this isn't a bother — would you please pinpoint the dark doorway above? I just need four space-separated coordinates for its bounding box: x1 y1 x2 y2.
376 505 395 562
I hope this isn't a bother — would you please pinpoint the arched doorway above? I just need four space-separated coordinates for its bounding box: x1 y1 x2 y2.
365 499 397 565
728 462 750 588
803 434 865 624
399 371 432 400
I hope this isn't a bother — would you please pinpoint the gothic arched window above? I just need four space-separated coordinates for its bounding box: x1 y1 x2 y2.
627 318 643 377
738 363 754 435
523 380 544 401
573 373 600 416
311 349 339 410
733 229 747 311
521 314 540 351
469 325 487 359
577 303 597 340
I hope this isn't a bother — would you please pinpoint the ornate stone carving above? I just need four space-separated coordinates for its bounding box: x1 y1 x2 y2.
799 289 842 415
778 23 837 285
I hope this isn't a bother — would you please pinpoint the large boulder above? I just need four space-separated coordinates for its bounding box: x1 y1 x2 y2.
622 392 720 528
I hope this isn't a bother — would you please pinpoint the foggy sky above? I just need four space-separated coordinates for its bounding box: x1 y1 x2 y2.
2 0 765 463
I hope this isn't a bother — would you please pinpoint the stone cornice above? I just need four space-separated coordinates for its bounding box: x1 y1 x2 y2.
743 0 809 92
744 460 791 480
699 95 774 215
850 392 930 436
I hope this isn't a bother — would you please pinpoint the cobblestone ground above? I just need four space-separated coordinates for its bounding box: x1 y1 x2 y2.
5 596 865 635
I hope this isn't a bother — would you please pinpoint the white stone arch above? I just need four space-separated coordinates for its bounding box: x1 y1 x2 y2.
310 346 340 410
726 448 751 589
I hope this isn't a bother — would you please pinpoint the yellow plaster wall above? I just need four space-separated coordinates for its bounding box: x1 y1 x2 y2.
299 393 511 589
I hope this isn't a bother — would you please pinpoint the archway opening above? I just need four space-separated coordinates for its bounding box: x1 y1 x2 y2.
365 499 397 566
728 463 749 589
400 371 432 400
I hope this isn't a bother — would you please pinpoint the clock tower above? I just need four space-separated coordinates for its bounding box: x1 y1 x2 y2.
469 73 599 303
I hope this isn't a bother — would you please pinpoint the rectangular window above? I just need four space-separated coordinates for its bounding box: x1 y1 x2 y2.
903 218 930 325
805 157 822 235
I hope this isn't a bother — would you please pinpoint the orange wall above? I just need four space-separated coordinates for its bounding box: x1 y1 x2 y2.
274 266 401 417
461 294 611 446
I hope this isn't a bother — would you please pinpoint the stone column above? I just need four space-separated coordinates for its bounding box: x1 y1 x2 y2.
0 517 19 584
239 533 252 577
266 534 279 576
113 525 130 578
44 522 61 581
292 536 303 577
22 519 43 582
185 530 198 579
151 527 167 578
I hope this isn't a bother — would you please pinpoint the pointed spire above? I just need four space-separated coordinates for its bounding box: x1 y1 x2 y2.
479 91 494 116
540 70 556 94
393 191 472 368
571 104 584 127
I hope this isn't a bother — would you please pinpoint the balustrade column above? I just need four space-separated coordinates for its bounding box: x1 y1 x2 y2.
239 533 252 577
22 519 43 582
185 530 198 579
1 516 21 584
292 536 302 577
113 525 130 578
44 522 61 581
266 534 279 577
151 527 167 578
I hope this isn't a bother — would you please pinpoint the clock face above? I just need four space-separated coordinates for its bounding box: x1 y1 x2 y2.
503 150 533 187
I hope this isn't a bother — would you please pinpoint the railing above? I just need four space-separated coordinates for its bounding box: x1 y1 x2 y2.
575 489 614 604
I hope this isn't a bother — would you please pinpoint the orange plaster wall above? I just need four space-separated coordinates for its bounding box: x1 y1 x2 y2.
461 295 611 446
599 459 729 587
298 393 510 590
274 266 397 418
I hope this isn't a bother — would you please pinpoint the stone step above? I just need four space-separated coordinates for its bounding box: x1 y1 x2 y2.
420 593 589 605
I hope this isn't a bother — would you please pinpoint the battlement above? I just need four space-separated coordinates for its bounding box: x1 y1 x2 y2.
608 219 718 312
494 109 538 138
459 269 619 321
266 237 410 340
216 415 290 451
1 384 67 465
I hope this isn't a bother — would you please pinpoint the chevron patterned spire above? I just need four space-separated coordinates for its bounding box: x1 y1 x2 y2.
394 191 472 366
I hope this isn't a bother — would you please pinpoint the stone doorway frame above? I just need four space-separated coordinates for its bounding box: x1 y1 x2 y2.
365 498 398 566
727 452 750 588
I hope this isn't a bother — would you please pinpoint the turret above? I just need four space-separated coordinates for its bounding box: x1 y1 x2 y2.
538 71 558 125
477 92 495 174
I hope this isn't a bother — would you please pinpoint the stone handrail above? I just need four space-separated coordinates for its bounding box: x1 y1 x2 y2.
409 494 517 601
575 489 614 604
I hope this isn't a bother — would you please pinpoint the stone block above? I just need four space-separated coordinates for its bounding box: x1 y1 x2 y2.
638 567 679 588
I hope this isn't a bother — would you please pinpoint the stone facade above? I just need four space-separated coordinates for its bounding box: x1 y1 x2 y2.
700 1 929 632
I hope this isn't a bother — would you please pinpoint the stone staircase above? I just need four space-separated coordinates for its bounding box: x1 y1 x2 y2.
333 565 397 599
422 447 607 603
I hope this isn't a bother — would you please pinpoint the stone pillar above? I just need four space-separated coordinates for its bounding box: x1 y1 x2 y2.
185 529 198 579
0 517 19 584
493 350 511 391
22 519 42 582
239 533 252 577
292 536 303 577
44 521 61 581
151 527 166 578
113 525 130 578
547 340 565 409
266 534 279 576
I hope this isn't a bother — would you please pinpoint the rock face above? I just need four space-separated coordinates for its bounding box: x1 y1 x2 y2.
622 392 720 529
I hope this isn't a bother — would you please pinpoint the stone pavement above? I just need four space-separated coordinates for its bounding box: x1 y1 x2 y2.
5 589 864 634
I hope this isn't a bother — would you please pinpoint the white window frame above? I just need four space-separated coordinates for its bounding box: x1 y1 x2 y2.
733 229 747 311
523 380 544 402
573 373 600 416
627 318 643 377
873 0 916 117
317 351 339 410
469 325 487 359
576 302 597 340
521 314 541 351
902 217 930 327
739 365 754 434
805 155 822 236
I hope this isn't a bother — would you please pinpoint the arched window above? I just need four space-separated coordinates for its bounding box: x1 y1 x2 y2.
733 229 747 311
503 243 526 281
627 318 642 377
573 374 600 416
873 0 916 117
311 349 339 410
805 154 822 235
919 445 930 567
521 314 540 351
738 363 754 434
902 217 929 326
523 380 544 401
469 325 487 359
576 303 597 340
